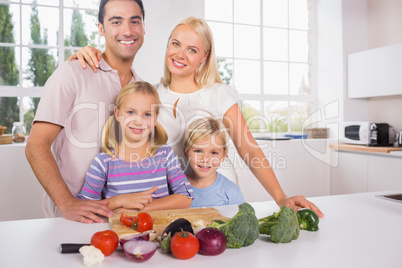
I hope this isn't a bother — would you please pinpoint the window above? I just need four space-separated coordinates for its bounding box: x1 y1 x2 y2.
205 0 315 134
0 0 314 135
0 0 102 134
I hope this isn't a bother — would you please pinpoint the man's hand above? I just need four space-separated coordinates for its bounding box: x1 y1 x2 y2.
69 45 102 72
60 198 114 224
278 195 324 218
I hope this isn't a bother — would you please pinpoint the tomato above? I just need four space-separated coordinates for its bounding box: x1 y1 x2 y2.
134 212 154 232
120 213 137 227
170 231 199 260
119 212 153 232
90 230 119 256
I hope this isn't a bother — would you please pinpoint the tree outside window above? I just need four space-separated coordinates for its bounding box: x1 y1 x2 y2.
0 4 19 134
0 1 99 134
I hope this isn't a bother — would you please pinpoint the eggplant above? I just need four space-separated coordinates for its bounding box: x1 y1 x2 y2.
161 218 194 240
160 218 194 254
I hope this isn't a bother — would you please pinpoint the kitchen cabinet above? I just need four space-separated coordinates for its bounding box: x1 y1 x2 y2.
368 155 402 191
347 43 402 98
0 144 45 221
331 151 368 194
331 150 402 194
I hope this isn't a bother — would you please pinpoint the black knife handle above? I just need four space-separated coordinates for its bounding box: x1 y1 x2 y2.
60 243 90 254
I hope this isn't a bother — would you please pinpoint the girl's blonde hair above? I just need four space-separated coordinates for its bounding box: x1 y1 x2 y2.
102 81 168 158
162 17 222 88
183 117 229 153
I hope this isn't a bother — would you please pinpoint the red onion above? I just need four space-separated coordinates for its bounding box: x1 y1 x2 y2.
119 233 150 248
196 227 227 256
122 240 157 263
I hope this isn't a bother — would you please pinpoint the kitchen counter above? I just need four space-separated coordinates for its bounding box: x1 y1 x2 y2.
330 143 402 154
1 191 401 268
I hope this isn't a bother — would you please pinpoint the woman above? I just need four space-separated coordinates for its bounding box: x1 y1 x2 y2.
71 17 323 217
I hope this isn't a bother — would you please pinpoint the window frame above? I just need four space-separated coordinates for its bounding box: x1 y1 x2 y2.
0 0 101 123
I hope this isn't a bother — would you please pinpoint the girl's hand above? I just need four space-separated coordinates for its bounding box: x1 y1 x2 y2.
278 195 324 218
69 46 102 72
117 186 159 210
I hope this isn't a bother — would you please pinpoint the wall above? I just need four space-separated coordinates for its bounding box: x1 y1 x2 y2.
315 0 345 140
341 0 402 132
315 0 373 139
366 0 402 132
341 0 370 123
367 0 402 49
303 0 402 140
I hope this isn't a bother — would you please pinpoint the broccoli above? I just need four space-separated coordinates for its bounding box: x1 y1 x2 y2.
209 203 260 248
258 206 300 243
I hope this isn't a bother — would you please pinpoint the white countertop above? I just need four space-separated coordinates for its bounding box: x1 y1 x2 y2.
1 191 402 268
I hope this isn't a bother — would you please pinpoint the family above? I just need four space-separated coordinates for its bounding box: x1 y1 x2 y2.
25 0 323 224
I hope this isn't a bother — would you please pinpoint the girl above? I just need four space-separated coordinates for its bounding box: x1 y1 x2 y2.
71 18 323 217
77 81 193 213
184 117 245 208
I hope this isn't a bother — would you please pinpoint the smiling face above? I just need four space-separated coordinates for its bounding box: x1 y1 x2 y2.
115 92 158 148
165 25 208 82
99 0 145 63
186 135 228 181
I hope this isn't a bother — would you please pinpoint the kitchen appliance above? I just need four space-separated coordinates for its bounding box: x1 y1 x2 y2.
399 131 402 147
343 121 392 146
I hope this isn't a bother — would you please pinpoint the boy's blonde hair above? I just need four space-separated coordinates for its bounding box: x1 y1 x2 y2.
102 81 168 158
162 17 222 89
183 117 229 153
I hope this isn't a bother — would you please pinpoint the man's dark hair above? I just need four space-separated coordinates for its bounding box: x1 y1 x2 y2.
98 0 145 25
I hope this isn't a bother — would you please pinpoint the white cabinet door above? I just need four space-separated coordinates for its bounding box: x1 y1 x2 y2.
0 145 45 221
331 151 368 194
368 155 402 191
348 43 402 98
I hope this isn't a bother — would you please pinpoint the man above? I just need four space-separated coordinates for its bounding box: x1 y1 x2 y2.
25 0 147 224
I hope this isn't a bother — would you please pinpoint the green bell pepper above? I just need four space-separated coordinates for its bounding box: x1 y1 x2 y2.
297 209 319 231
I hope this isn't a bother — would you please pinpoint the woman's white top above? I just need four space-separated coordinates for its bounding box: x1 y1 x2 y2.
156 82 239 184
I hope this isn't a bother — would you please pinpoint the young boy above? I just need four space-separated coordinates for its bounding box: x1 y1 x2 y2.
183 117 245 207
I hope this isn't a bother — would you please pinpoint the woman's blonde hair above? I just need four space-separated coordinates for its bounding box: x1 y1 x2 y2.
162 17 222 88
102 81 168 158
183 117 229 154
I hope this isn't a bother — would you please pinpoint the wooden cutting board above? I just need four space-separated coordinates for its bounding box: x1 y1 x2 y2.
109 207 229 239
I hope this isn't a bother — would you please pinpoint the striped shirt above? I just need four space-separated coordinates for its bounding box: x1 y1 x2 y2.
77 145 193 200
